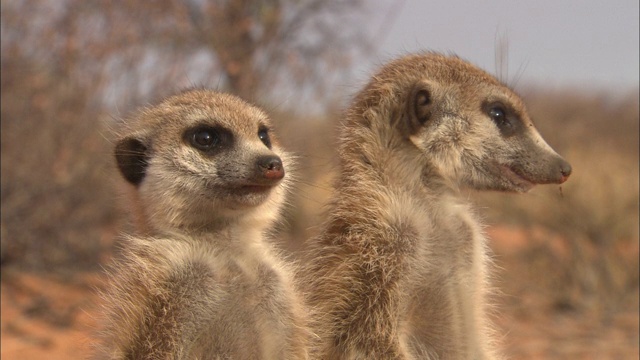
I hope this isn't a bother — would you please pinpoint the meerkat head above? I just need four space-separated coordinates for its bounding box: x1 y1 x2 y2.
114 89 289 232
385 53 572 192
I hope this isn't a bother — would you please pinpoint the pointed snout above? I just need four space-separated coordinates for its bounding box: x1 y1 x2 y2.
518 128 572 186
558 158 572 184
543 156 572 184
256 155 284 181
513 152 571 187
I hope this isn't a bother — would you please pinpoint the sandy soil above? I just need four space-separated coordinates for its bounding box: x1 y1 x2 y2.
1 271 102 360
1 226 638 360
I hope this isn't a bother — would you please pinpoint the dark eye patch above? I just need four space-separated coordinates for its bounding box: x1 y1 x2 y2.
193 128 219 148
483 101 520 137
258 126 272 149
489 106 506 125
184 125 233 153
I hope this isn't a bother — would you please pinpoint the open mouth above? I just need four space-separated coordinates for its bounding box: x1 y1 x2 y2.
204 183 276 199
496 164 536 192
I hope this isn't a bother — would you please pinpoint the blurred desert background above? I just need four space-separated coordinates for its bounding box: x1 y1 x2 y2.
1 1 638 359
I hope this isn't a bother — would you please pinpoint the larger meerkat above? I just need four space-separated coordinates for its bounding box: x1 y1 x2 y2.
98 89 309 359
303 53 571 359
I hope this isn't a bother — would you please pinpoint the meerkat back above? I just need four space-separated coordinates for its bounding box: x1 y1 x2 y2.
303 53 571 359
97 89 309 359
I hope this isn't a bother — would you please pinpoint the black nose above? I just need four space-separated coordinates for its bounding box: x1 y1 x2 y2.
559 159 572 183
257 155 284 181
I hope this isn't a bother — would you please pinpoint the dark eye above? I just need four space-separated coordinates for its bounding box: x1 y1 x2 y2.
485 102 519 136
489 106 507 126
258 127 272 149
191 128 219 150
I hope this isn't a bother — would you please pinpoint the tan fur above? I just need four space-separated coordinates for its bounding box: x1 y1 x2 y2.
97 89 310 359
302 52 571 359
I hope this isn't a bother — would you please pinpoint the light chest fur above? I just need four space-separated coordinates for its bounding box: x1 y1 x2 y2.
104 229 302 359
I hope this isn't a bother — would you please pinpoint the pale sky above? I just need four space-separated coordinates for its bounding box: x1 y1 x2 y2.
365 0 639 93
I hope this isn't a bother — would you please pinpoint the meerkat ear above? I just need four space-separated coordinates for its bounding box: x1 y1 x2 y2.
114 137 149 186
403 81 434 135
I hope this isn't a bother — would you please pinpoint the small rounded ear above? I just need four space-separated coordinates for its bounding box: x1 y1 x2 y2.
114 137 149 186
403 81 434 135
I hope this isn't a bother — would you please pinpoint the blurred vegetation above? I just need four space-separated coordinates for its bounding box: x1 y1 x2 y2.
1 51 116 271
1 0 371 271
1 0 638 329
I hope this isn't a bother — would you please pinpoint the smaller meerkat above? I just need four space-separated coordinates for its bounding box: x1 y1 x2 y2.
97 89 309 359
302 53 571 359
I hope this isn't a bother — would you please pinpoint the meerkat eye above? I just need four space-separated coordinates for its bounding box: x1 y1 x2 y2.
184 125 233 153
258 127 272 149
488 106 507 125
190 128 220 150
486 104 518 136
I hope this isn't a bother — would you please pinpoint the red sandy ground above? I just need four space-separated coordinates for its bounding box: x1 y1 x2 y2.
1 227 638 360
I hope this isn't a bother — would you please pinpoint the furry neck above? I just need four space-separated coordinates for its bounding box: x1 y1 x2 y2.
135 196 276 240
